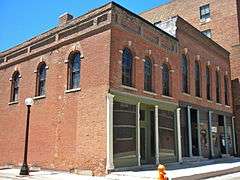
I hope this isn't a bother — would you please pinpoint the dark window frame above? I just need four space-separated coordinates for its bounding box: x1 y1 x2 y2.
162 63 171 96
224 75 229 105
181 54 189 93
195 61 201 97
216 70 221 103
206 65 211 100
200 4 210 20
68 51 81 90
36 62 47 96
10 71 20 102
122 48 133 87
144 58 152 92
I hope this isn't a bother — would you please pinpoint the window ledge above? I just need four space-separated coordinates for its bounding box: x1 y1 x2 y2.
8 101 19 105
216 103 222 106
200 18 211 24
33 95 46 100
121 85 137 91
65 88 81 94
225 105 231 108
207 100 213 103
143 90 157 96
195 96 202 100
161 95 174 100
182 92 191 96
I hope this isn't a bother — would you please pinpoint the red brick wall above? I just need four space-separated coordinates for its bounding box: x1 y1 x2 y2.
110 27 180 104
0 30 111 175
110 26 232 113
176 22 232 113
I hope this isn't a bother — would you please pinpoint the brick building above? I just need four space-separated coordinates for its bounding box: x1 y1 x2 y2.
141 0 240 155
0 2 235 175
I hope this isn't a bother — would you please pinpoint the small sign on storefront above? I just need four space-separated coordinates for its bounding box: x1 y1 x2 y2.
211 126 217 133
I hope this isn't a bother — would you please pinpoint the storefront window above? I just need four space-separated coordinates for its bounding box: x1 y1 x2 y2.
158 109 175 159
113 102 136 156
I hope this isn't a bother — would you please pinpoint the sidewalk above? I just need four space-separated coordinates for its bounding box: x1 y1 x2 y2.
1 157 240 180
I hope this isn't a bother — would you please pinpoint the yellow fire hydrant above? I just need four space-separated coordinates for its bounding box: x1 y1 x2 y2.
157 164 168 180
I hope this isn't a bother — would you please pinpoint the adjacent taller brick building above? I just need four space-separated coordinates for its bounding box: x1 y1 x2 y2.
141 0 240 155
0 2 236 175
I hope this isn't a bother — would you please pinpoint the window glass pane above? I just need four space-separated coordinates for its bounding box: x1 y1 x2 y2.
38 64 46 96
182 55 188 93
113 102 136 156
12 72 20 101
158 110 175 158
206 66 211 100
195 62 201 97
144 58 152 91
122 48 133 86
224 76 229 105
200 4 210 19
162 63 170 96
216 71 221 103
69 52 81 89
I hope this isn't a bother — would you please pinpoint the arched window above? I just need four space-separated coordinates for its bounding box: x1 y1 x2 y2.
195 61 201 97
144 58 152 91
162 63 170 96
206 65 211 100
122 48 133 86
11 71 20 102
181 55 189 93
68 52 81 89
216 70 221 103
224 75 229 105
36 62 46 96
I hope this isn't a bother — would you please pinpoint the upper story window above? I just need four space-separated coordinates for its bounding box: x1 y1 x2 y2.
154 20 162 27
11 71 20 102
181 55 189 93
202 29 212 38
224 75 229 105
200 4 210 20
195 61 201 97
68 52 81 90
206 65 211 100
36 62 46 96
122 48 133 87
162 63 170 96
216 70 221 103
144 58 152 92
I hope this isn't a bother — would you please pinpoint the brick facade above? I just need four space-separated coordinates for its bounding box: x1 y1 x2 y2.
141 0 240 156
0 2 234 175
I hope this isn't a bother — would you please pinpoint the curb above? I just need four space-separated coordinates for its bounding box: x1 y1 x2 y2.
172 166 240 180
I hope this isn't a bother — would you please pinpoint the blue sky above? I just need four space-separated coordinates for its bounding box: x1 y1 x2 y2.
0 0 169 52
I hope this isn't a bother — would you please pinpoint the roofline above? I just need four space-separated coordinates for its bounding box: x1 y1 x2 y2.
0 2 114 55
111 1 178 41
176 15 230 55
0 1 178 56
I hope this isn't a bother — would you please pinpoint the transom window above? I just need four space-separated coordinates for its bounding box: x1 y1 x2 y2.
162 63 170 96
36 62 46 96
206 65 211 100
195 61 201 97
200 4 210 20
216 70 221 103
122 48 133 86
11 71 20 102
68 52 81 89
181 55 189 93
144 58 152 92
